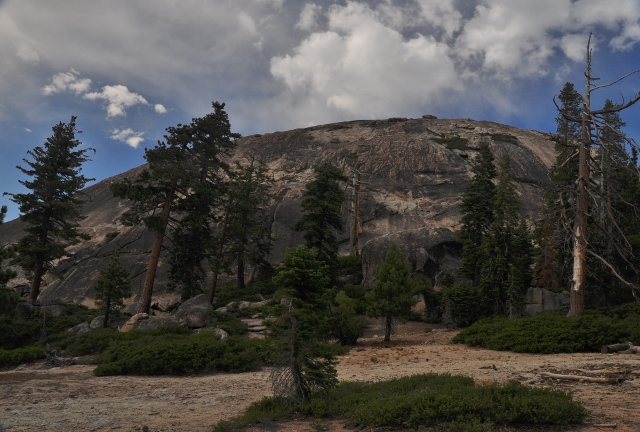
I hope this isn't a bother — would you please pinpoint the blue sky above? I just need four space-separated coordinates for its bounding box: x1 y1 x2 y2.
1 0 640 221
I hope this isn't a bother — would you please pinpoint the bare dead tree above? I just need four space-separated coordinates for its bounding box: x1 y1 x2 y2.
555 34 640 316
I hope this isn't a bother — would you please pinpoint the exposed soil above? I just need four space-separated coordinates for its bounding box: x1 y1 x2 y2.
1 321 639 432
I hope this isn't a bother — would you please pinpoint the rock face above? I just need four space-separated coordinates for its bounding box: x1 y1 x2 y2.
0 117 556 302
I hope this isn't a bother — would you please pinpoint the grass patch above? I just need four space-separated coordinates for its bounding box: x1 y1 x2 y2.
0 346 46 367
453 305 640 353
432 136 469 150
214 373 588 431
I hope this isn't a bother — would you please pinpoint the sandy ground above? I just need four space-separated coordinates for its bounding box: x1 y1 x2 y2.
1 321 639 432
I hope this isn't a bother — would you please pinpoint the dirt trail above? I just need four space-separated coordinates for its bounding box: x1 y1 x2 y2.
1 322 639 431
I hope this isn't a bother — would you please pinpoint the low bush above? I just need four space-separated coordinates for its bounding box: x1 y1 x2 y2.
0 346 46 367
453 305 640 353
94 334 265 376
210 311 249 336
214 373 588 431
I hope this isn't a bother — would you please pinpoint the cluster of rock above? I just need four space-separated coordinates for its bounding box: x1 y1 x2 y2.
67 294 273 338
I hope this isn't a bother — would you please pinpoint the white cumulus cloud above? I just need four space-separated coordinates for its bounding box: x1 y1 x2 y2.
296 3 322 32
270 2 462 120
41 69 92 95
154 104 167 114
110 128 145 148
84 85 149 117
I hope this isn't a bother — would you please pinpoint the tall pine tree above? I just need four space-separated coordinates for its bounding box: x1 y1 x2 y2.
294 162 348 268
459 142 496 284
6 117 94 300
478 155 532 318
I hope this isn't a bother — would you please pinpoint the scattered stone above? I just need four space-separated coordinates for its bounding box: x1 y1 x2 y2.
422 114 437 119
134 315 180 331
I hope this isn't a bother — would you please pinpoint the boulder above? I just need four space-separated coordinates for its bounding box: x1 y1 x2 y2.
174 294 213 328
119 313 149 332
0 118 556 305
122 302 139 316
69 321 90 334
89 315 129 330
134 315 180 331
361 227 461 288
525 288 570 316
237 300 271 310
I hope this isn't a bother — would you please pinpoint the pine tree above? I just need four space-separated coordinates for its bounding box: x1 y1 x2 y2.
459 142 496 284
93 253 131 327
366 244 417 342
294 162 348 268
269 245 337 401
112 102 239 313
478 156 532 318
6 117 94 300
224 158 274 291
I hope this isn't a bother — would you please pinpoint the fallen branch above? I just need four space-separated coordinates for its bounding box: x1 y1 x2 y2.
540 372 625 384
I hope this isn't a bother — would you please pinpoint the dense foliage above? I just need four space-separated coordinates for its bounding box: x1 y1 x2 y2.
215 373 588 431
453 304 640 353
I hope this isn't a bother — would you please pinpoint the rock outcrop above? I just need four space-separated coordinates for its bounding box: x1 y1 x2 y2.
0 117 556 302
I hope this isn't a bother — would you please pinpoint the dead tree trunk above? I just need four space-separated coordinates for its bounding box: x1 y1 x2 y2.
569 56 592 316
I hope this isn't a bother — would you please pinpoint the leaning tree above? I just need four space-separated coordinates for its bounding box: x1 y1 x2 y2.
556 34 640 316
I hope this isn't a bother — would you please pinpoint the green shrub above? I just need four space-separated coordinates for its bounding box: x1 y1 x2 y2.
453 306 640 353
94 334 265 376
0 288 19 316
0 316 41 350
0 346 46 367
210 311 249 336
328 291 366 345
215 373 587 431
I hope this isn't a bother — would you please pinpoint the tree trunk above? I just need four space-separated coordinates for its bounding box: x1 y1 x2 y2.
384 316 392 342
208 210 230 303
138 183 176 315
352 170 361 256
103 297 111 328
29 257 44 301
237 249 245 290
569 44 592 317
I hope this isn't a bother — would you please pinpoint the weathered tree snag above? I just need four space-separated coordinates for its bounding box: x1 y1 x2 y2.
540 372 625 383
569 38 593 317
137 182 176 315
